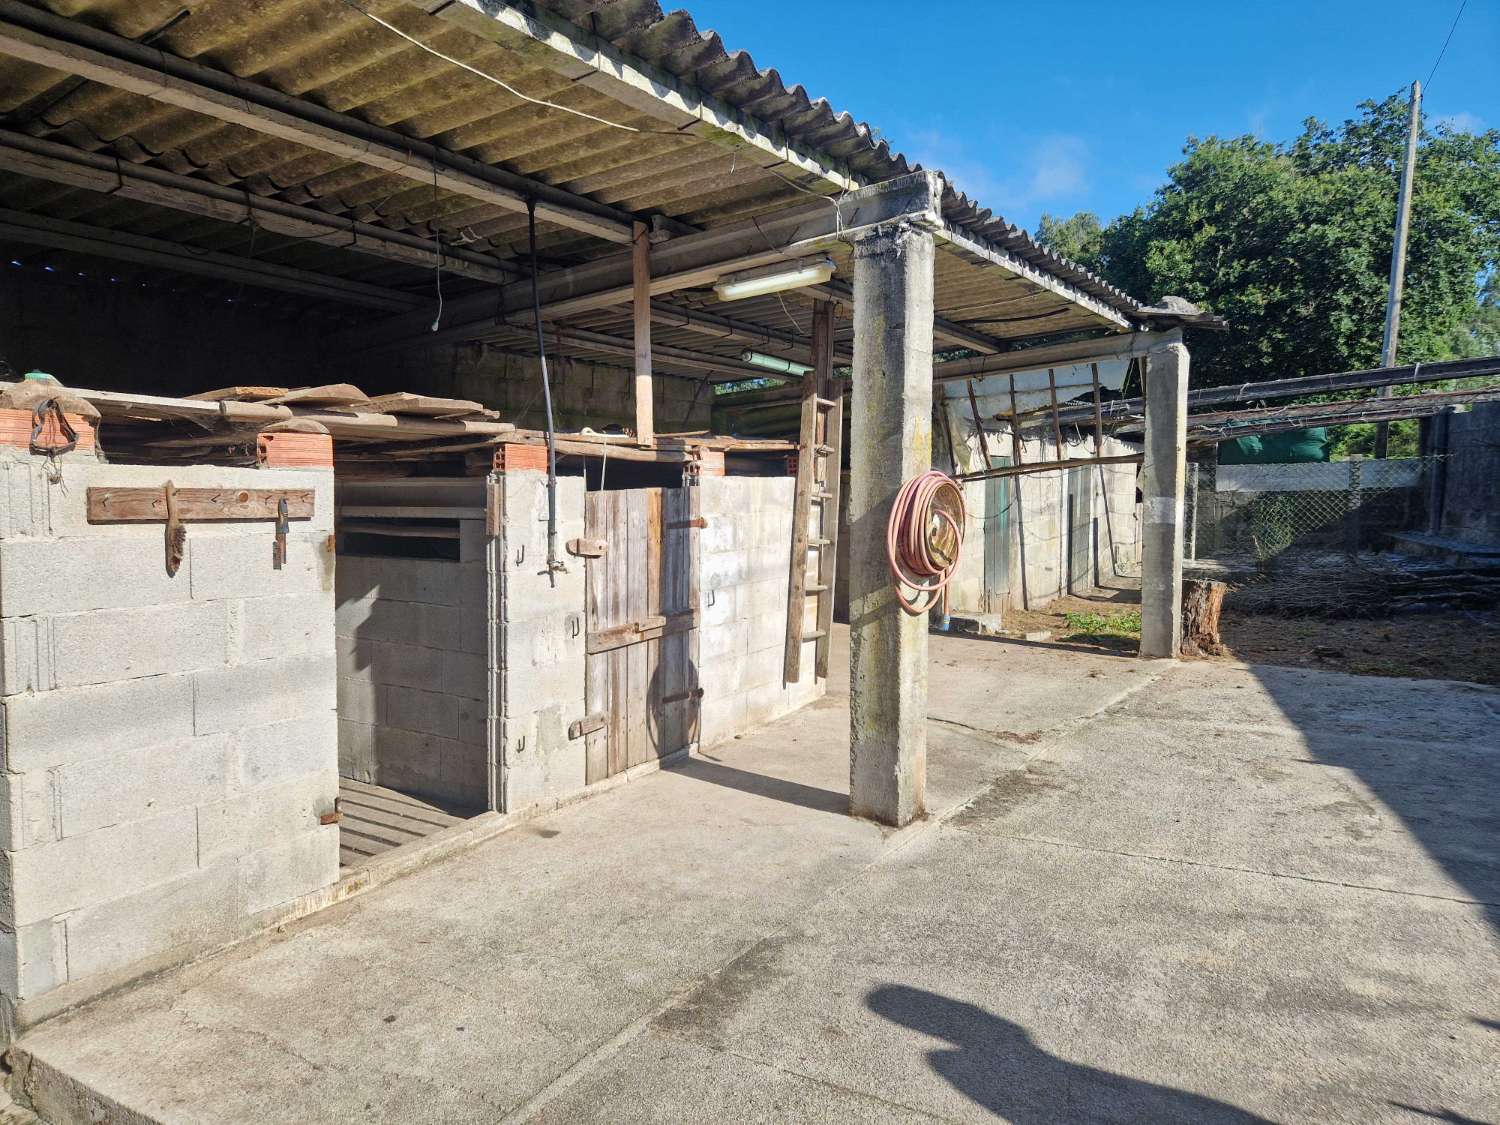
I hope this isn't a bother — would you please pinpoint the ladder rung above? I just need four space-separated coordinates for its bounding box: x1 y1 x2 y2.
808 537 832 547
813 444 835 455
802 629 829 641
815 397 838 408
811 491 834 501
805 584 829 594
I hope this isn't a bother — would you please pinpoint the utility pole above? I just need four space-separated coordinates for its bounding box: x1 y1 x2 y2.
1374 79 1421 459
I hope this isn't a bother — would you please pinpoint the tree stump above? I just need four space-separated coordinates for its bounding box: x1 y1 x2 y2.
1180 578 1227 657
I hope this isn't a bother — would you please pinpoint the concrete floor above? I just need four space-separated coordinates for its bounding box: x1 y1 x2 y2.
10 629 1499 1124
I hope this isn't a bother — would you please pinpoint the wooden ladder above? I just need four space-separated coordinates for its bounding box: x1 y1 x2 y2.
784 300 843 684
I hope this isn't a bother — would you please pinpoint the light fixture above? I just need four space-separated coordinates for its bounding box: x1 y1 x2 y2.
714 256 835 302
740 350 813 376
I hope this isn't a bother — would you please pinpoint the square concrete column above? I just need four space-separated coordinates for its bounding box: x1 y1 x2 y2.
1139 341 1190 658
848 220 935 826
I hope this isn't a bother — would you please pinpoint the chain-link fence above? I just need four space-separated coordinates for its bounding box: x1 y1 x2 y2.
1188 456 1441 564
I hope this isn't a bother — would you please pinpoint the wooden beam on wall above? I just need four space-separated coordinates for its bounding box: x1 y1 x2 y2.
633 221 654 445
0 129 514 285
0 2 636 245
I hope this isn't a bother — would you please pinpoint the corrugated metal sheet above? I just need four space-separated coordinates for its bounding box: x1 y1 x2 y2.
0 0 1145 341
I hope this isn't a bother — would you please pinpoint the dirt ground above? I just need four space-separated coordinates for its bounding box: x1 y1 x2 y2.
992 581 1500 687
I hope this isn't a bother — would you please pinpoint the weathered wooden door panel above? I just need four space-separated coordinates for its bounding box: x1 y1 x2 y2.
584 487 698 784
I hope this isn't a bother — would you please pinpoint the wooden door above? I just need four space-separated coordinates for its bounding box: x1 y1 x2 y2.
583 487 700 784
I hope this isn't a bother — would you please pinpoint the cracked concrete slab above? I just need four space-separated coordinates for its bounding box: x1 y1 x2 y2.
9 632 1498 1124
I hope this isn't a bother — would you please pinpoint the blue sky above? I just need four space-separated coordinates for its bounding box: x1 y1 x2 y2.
685 1 1498 234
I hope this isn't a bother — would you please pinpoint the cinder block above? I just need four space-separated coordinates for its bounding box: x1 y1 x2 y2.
460 605 489 654
0 535 192 616
701 585 737 626
238 826 339 915
0 456 46 539
369 727 466 803
63 865 239 984
336 556 461 606
236 713 337 792
0 615 52 696
500 562 581 623
701 552 747 590
385 684 460 740
194 653 333 736
442 741 489 801
458 700 489 749
504 654 584 720
457 563 487 612
459 519 490 564
699 689 747 748
444 650 489 702
8 808 199 925
699 619 748 662
51 602 229 688
233 592 334 663
197 769 337 867
335 596 462 651
56 734 234 838
338 717 376 781
0 918 67 1000
365 639 444 692
337 675 382 726
4 673 195 772
190 529 327 603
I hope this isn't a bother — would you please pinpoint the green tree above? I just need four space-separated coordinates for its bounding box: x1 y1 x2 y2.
1035 211 1104 265
1040 94 1500 391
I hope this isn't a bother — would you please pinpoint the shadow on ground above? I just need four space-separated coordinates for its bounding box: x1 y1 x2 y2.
1250 664 1500 933
866 985 1273 1123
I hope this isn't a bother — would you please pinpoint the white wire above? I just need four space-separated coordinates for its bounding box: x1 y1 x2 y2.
344 1 645 134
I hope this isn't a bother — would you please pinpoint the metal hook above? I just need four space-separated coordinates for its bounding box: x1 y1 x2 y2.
515 543 526 566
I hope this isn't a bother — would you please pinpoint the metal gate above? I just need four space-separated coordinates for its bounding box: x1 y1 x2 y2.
582 487 700 784
982 457 1011 614
1066 465 1092 593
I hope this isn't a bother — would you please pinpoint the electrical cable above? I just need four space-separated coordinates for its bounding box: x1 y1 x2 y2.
1424 0 1467 91
886 470 967 616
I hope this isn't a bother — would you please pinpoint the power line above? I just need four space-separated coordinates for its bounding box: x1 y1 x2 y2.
1424 0 1467 91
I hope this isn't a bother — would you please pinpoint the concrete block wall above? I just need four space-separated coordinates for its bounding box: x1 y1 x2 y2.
944 426 1142 614
497 470 587 812
335 529 491 811
1440 402 1500 544
0 452 338 1036
697 476 823 748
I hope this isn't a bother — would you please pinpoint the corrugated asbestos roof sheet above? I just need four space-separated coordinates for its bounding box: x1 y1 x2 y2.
536 0 1143 317
0 0 1145 347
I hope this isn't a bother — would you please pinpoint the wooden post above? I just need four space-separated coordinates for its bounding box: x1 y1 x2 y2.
633 221 654 446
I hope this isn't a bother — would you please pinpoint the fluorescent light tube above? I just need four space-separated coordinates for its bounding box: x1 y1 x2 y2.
714 256 836 302
740 350 813 376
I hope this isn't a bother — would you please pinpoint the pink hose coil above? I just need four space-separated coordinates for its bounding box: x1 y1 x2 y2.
885 470 967 616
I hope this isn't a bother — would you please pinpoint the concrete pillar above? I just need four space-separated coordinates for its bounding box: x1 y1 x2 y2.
1139 341 1190 658
848 220 935 826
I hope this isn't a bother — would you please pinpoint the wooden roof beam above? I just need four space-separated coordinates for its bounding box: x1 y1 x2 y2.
0 2 639 246
0 207 426 311
336 171 947 354
0 129 515 286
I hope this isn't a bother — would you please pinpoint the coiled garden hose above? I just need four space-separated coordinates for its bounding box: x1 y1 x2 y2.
886 470 966 615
